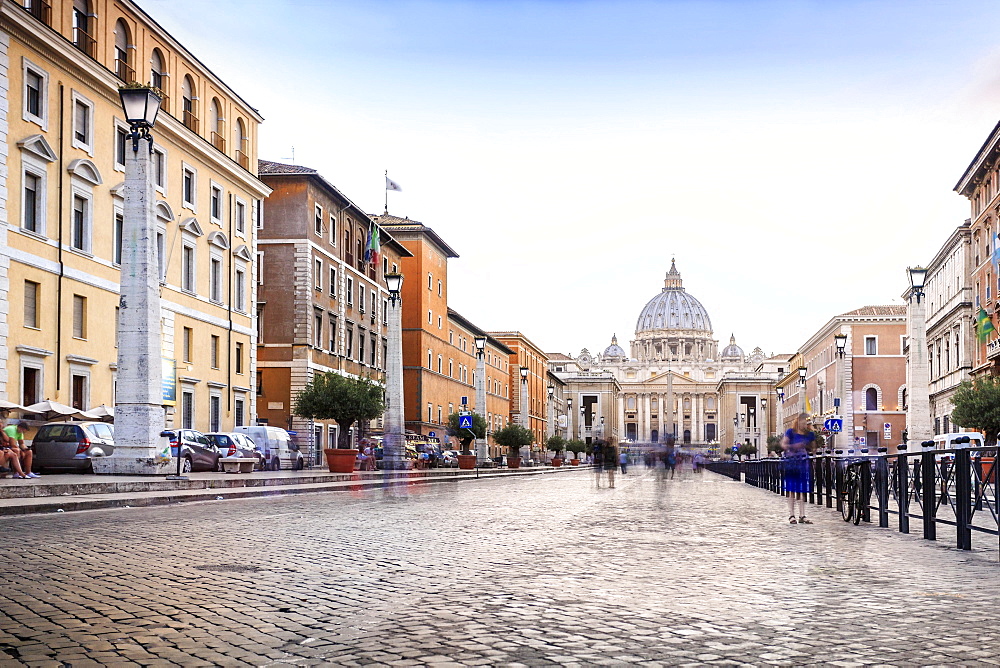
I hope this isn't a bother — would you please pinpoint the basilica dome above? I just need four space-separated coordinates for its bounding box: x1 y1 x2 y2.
720 334 745 361
603 335 628 360
635 260 712 334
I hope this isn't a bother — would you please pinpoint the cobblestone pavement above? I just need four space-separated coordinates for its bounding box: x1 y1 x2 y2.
1 467 999 667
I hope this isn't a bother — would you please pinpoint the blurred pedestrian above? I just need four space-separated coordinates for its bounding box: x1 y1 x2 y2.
604 441 618 488
662 437 677 479
592 440 605 488
619 449 628 474
783 412 815 524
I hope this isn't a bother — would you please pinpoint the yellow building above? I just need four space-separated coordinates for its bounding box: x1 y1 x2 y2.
0 0 269 432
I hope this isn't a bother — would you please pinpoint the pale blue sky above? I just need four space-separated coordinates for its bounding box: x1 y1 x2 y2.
149 0 1000 356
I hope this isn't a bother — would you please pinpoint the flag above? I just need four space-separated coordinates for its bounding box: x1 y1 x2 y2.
977 307 995 343
805 396 812 414
364 224 381 265
386 176 402 192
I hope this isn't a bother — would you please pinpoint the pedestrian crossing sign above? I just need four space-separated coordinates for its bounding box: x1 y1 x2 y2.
459 414 473 429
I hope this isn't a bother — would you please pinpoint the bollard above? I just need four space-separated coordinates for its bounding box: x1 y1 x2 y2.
897 453 909 534
921 445 936 541
955 447 972 551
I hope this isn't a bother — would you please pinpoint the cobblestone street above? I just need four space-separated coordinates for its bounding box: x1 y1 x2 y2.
1 467 998 666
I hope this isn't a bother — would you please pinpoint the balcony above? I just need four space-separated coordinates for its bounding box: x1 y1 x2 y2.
183 110 199 133
236 149 250 170
73 28 96 59
23 0 52 25
115 58 135 83
211 132 226 153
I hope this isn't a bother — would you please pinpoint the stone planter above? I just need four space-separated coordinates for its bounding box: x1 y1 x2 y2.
507 456 521 469
551 457 563 468
324 448 359 473
457 454 477 470
570 459 580 466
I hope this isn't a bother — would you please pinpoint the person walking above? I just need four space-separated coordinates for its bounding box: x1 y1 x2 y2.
592 441 605 488
783 412 815 524
618 449 628 475
604 441 618 488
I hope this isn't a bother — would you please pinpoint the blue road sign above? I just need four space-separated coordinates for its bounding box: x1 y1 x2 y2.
459 415 473 429
824 418 843 433
428 431 436 438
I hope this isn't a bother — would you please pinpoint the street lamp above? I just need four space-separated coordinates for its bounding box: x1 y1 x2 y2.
383 273 407 469
519 366 529 459
798 366 807 386
908 266 928 303
834 333 847 358
474 334 488 464
566 397 573 446
98 86 168 475
776 386 785 403
547 385 555 440
760 397 768 456
906 265 932 450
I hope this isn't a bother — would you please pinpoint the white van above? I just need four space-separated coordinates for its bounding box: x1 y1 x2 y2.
933 432 985 451
233 425 304 470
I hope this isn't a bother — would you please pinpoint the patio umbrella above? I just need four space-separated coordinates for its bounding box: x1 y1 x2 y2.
23 399 100 421
87 404 115 422
0 399 29 414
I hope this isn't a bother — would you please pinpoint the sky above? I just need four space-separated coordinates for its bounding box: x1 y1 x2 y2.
147 0 1000 358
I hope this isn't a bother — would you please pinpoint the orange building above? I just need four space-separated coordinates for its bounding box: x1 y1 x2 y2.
489 332 549 451
372 214 511 453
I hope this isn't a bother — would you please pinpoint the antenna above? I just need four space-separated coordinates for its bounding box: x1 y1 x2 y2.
281 146 295 164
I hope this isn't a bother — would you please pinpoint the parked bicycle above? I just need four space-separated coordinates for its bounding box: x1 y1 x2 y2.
840 460 869 525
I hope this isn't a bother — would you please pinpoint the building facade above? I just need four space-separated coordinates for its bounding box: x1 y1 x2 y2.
255 161 410 462
490 331 549 452
373 213 511 453
0 0 268 434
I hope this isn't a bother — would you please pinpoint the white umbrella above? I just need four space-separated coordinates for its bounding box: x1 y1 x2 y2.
87 404 115 422
0 399 29 413
23 399 100 421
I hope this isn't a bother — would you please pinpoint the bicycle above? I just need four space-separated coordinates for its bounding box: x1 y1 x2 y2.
840 460 868 525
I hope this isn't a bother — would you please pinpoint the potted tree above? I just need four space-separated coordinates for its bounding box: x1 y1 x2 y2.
566 439 585 465
447 411 487 469
294 372 385 473
493 424 533 469
546 434 566 467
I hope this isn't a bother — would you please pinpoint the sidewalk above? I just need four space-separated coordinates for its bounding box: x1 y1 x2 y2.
0 464 580 516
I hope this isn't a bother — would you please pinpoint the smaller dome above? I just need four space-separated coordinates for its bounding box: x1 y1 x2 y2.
603 334 627 360
720 334 744 360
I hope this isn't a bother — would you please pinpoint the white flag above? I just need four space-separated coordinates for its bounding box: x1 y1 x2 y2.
386 176 402 192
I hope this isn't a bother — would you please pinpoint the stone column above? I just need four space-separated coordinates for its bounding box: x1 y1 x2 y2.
907 293 932 446
642 392 651 442
666 372 675 440
475 350 488 464
383 291 407 469
96 135 171 474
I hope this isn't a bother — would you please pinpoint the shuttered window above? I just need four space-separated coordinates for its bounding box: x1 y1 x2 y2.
210 395 220 432
24 281 39 328
182 391 194 429
72 294 86 338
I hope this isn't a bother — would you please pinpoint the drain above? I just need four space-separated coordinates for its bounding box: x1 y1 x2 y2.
194 564 262 573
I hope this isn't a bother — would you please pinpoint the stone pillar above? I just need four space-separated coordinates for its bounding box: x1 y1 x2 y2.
475 351 488 464
907 293 932 446
96 135 171 474
642 392 651 442
666 372 675 439
0 33 9 399
383 292 407 469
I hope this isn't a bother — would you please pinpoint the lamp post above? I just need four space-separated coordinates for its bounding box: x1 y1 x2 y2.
798 366 807 414
547 385 555 439
97 86 168 476
580 405 586 442
566 397 573 447
906 266 931 449
733 416 739 452
474 335 488 464
834 332 847 455
383 273 407 470
760 397 767 458
519 366 529 461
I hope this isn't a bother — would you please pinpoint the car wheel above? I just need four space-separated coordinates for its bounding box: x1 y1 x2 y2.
213 458 222 473
183 457 193 474
270 456 281 471
294 457 304 471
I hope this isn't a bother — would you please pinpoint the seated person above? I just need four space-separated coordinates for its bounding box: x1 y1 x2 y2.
3 420 37 478
0 420 27 479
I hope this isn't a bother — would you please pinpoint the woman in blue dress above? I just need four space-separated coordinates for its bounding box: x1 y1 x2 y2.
783 412 815 524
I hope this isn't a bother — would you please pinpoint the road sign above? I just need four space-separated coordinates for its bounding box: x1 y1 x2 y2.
428 431 436 438
883 422 892 438
458 415 473 429
824 418 843 433
461 396 468 406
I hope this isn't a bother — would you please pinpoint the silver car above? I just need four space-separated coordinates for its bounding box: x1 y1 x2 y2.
33 421 115 473
205 432 265 471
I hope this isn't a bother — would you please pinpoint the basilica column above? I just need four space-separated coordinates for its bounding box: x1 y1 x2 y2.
656 391 664 442
617 394 627 442
692 394 701 445
666 372 675 440
642 392 652 442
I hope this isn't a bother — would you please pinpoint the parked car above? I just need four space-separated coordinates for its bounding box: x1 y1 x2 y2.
439 450 459 468
161 429 221 472
33 421 116 473
232 426 303 470
205 432 265 470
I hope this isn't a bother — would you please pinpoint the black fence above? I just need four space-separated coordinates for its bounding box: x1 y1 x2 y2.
706 446 1000 553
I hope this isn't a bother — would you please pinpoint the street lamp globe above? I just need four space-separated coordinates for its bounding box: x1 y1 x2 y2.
119 86 162 128
834 333 847 357
384 272 403 300
519 366 529 380
798 366 807 386
776 386 785 402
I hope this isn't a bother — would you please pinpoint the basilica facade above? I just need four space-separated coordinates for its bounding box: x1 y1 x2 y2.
552 261 765 446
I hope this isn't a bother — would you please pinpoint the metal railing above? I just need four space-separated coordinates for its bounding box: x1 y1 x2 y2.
23 0 52 25
183 109 199 133
211 131 226 152
707 446 1000 553
74 28 96 59
115 58 135 83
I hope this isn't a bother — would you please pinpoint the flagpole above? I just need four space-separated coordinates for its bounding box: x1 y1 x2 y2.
385 169 388 214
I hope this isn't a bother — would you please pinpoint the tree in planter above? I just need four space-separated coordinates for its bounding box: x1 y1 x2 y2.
950 377 1000 447
766 435 783 457
737 442 758 460
546 434 566 462
294 372 385 449
493 424 533 459
446 412 488 455
566 438 586 461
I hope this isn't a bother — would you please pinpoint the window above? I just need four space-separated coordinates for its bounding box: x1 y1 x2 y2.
256 252 264 285
210 183 222 222
209 394 221 432
865 387 878 411
234 268 247 313
346 327 354 357
314 309 324 348
234 396 245 427
330 267 337 297
211 335 220 369
315 259 323 291
71 194 89 252
256 305 264 343
21 365 41 407
865 336 877 355
235 342 244 374
113 212 124 265
370 337 376 367
22 170 42 234
72 0 95 57
329 214 337 245
256 371 263 396
70 372 88 410
113 19 133 81
235 119 249 169
182 390 194 429
347 277 354 305
115 124 127 169
182 166 196 209
152 147 166 191
254 199 263 229
150 49 166 102
329 315 338 352
358 332 365 361
182 75 198 132
157 231 167 283
209 257 222 302
428 273 432 290
428 310 432 324
71 93 93 152
182 244 195 292
24 281 39 329
382 299 388 325
210 98 225 151
427 349 432 368
182 327 193 363
235 199 246 235
315 205 323 236
22 60 47 127
438 280 442 296
437 316 442 330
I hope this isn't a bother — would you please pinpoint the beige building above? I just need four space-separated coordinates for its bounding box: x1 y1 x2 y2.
0 0 268 433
